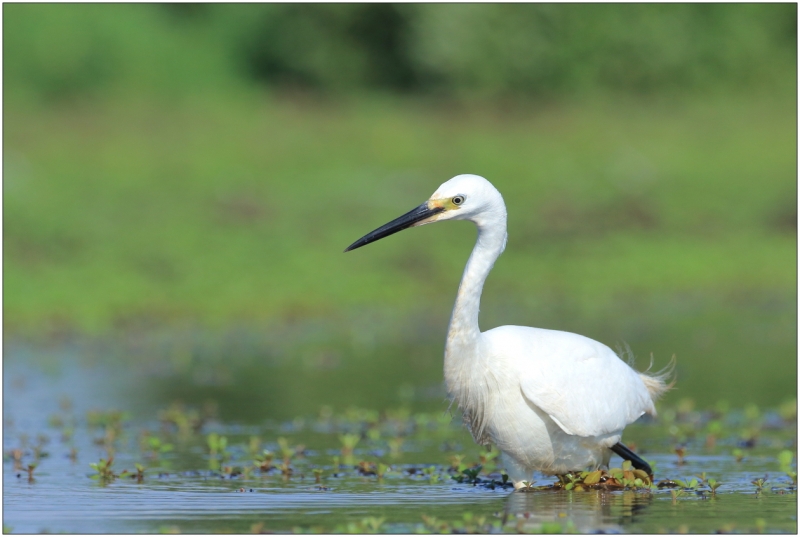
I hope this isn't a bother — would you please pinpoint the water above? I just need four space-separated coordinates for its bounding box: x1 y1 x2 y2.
3 350 796 533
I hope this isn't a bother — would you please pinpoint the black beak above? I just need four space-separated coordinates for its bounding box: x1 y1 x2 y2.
344 202 445 252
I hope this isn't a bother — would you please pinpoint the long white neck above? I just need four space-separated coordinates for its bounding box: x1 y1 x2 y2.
445 212 508 356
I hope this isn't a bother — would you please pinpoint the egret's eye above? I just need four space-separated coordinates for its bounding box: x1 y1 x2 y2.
452 195 465 206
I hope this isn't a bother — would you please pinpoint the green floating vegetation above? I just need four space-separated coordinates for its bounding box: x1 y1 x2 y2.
5 396 797 533
88 457 114 480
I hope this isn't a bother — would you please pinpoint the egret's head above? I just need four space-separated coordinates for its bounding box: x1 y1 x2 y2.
345 174 506 252
428 174 505 223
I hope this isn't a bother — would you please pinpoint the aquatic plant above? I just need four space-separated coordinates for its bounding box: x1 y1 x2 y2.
356 461 376 476
26 463 37 482
377 463 390 479
254 450 275 472
785 472 796 487
420 512 502 534
87 409 130 431
277 437 294 464
16 392 800 532
248 436 261 456
48 414 65 428
8 449 23 471
744 403 761 423
674 446 686 465
89 456 128 483
448 454 467 473
206 433 230 461
387 437 403 458
134 463 145 483
777 449 796 485
279 461 293 479
87 410 129 453
478 448 499 472
420 514 449 533
705 420 724 448
334 516 385 534
32 436 50 462
452 464 483 485
777 449 794 468
673 477 699 491
671 488 687 504
421 465 439 483
751 477 768 493
60 426 75 443
339 433 360 464
312 468 324 483
551 463 653 491
778 399 797 423
339 433 360 452
739 426 760 448
144 435 174 459
158 403 206 436
557 472 581 490
454 512 489 534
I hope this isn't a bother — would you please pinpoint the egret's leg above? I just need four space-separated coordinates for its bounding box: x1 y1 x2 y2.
501 452 532 490
610 443 652 475
600 448 612 469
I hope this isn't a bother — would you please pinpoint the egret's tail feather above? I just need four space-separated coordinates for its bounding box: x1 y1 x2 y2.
615 342 636 366
639 354 676 401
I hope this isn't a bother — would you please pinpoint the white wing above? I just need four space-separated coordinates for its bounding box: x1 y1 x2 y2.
483 325 655 438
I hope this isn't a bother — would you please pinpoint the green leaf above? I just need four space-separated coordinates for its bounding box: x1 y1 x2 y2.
583 470 603 485
633 469 650 480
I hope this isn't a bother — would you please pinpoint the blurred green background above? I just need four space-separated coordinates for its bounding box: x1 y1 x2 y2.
4 4 796 419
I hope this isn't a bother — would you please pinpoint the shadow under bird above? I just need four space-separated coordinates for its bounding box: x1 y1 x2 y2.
345 174 673 488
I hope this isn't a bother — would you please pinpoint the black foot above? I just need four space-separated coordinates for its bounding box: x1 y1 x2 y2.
610 443 652 475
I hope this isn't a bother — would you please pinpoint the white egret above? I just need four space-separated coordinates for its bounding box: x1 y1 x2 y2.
345 174 673 488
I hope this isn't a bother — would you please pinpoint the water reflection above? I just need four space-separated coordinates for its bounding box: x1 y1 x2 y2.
503 489 654 532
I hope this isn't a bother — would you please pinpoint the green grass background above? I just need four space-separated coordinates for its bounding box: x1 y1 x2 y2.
3 4 796 415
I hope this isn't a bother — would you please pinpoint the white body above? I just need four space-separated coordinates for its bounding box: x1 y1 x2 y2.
447 326 653 483
426 175 667 486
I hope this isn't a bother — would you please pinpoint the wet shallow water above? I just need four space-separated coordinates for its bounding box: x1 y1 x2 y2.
3 353 797 533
